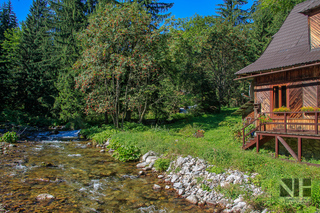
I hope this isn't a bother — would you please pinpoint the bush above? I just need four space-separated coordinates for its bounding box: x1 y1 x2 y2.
154 158 171 172
312 180 320 207
91 129 116 144
108 138 141 162
122 122 149 132
1 131 18 143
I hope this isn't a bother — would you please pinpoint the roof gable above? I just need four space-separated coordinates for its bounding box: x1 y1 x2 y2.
236 0 320 76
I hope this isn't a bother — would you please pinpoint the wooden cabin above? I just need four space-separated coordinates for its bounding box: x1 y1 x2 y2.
235 0 320 164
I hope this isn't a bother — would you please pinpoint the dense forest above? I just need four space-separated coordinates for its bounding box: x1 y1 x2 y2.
0 0 306 128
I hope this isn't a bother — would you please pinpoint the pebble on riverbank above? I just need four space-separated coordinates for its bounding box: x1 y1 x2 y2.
136 151 268 213
36 193 55 201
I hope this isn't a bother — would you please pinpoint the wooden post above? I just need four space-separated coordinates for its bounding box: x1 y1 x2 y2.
243 127 245 148
298 137 302 162
256 134 260 153
316 111 318 134
284 112 287 133
275 136 279 158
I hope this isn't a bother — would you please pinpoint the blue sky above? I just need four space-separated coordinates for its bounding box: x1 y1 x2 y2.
1 0 254 24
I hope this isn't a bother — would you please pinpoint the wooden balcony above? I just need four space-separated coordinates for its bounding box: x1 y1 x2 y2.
241 111 320 165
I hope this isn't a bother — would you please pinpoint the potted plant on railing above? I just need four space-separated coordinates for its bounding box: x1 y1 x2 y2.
301 106 319 116
273 106 290 115
259 114 273 124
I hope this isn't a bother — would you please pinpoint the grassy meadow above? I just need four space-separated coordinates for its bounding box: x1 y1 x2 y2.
84 108 320 212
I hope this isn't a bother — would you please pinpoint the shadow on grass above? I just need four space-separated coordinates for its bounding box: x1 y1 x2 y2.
166 107 240 132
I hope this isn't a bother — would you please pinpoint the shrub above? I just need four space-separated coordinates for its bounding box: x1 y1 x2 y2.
122 122 149 132
0 131 18 143
154 158 171 172
109 138 141 162
178 123 201 137
259 115 273 123
312 180 320 207
90 129 116 144
229 121 243 140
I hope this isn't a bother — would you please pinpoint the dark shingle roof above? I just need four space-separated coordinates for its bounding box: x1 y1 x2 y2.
236 0 320 75
300 0 320 13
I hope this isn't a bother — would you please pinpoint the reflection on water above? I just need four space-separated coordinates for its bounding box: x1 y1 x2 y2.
0 141 219 212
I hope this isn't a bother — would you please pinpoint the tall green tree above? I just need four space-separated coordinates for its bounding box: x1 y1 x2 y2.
0 0 17 112
50 0 88 122
75 3 162 127
216 0 249 26
19 0 57 116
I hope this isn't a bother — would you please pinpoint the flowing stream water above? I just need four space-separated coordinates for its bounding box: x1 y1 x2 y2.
0 132 219 212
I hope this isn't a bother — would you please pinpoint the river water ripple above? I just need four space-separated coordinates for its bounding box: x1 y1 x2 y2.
0 140 218 212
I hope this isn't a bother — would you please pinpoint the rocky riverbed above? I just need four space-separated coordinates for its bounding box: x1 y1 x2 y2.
0 140 222 212
136 151 269 213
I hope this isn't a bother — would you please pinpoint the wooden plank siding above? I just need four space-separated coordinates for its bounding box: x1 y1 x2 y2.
310 11 320 50
254 85 271 113
289 83 303 118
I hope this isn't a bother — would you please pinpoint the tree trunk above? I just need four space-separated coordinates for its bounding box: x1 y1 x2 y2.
104 111 109 124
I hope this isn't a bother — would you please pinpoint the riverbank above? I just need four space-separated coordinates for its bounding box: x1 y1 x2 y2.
88 109 320 212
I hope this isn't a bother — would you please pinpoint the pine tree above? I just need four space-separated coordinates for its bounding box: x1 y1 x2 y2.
0 0 17 112
0 0 17 42
216 0 248 26
19 0 57 116
50 0 88 122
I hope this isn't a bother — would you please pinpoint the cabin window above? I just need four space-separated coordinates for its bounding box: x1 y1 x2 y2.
309 11 320 49
273 86 287 109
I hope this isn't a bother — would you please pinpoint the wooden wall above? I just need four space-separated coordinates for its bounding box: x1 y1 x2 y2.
310 10 320 50
254 66 320 114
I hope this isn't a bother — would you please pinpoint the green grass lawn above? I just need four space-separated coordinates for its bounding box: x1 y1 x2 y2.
87 108 320 212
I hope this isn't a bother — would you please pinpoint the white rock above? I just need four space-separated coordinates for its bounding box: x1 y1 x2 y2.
178 188 185 195
146 156 158 163
142 151 156 161
186 195 198 205
234 201 246 209
36 193 55 201
165 185 170 190
234 197 244 204
173 182 183 189
158 175 164 179
153 184 161 190
136 162 148 168
171 174 179 183
261 209 268 213
99 149 105 153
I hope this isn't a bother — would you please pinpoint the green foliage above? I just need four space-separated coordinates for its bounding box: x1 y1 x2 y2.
178 123 200 137
74 3 163 127
312 180 320 207
121 122 149 132
109 138 141 162
259 115 273 123
195 176 204 184
300 106 320 112
216 184 244 200
201 184 212 192
154 158 171 172
273 107 290 112
206 165 225 174
91 129 116 144
0 131 18 143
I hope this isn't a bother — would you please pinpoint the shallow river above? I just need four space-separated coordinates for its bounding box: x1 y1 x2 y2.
0 140 219 212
